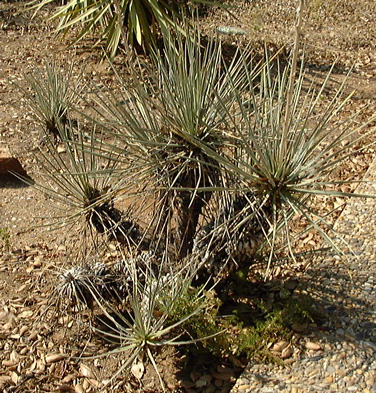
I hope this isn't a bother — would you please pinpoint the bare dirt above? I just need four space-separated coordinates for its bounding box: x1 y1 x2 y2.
0 1 376 392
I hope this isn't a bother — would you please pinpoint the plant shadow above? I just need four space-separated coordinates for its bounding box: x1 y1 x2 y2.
0 174 33 189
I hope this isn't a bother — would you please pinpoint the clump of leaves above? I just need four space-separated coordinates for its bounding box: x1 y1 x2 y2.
279 293 320 328
91 26 255 259
185 0 376 282
55 266 96 310
162 284 223 341
25 120 142 246
18 61 82 142
196 55 376 280
26 0 229 58
84 252 218 391
165 272 322 364
52 262 118 312
234 308 290 363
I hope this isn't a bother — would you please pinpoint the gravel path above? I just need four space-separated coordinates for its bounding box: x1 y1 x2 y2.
231 160 376 392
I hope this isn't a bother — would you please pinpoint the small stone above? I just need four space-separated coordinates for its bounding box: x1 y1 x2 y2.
271 341 289 352
195 379 208 388
57 385 74 392
305 342 321 351
216 26 248 35
200 374 212 382
28 331 38 341
80 364 96 379
19 326 28 336
214 378 223 388
327 365 336 374
61 375 75 384
281 346 294 359
203 385 216 393
20 347 28 355
324 376 333 384
212 373 235 381
57 145 67 154
74 384 84 393
181 380 195 389
216 365 235 376
2 359 17 367
46 353 67 364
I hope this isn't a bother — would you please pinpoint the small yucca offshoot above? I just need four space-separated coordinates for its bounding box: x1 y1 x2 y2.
85 250 214 391
55 262 119 311
56 266 95 310
20 61 80 142
89 262 119 300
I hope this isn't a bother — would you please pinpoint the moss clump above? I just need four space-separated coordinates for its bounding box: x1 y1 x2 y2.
164 284 321 365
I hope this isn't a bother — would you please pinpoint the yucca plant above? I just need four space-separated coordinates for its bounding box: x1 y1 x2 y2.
194 55 376 280
54 265 96 310
85 250 217 391
189 0 376 281
90 26 255 259
18 61 81 142
52 261 119 313
25 121 142 246
149 29 246 259
26 0 227 58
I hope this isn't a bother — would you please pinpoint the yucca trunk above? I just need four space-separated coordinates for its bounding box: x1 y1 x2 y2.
173 154 220 260
174 188 211 260
192 192 272 286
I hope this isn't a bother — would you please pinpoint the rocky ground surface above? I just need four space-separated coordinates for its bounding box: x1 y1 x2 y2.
231 162 376 392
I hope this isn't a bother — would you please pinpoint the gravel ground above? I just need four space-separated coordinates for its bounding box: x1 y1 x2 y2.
231 160 376 393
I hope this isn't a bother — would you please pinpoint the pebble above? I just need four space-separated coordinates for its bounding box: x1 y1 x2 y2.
45 353 67 364
326 365 336 374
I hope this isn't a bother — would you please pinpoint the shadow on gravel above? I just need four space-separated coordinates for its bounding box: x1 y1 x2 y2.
0 174 33 189
297 259 376 346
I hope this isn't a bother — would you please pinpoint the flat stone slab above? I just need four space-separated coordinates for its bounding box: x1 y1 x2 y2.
0 145 28 177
